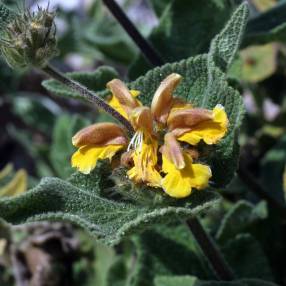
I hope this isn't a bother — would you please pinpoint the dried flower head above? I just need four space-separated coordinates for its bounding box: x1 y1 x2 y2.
0 5 58 68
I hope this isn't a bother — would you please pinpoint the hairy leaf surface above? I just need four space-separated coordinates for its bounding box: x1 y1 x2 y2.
0 171 219 245
42 66 118 101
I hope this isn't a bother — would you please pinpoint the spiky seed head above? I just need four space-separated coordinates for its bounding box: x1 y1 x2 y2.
0 5 58 69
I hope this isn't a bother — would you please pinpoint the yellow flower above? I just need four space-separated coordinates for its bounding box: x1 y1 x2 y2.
0 165 27 197
127 134 162 187
71 123 127 174
126 106 162 187
71 73 229 198
160 132 211 198
168 104 228 145
161 152 212 198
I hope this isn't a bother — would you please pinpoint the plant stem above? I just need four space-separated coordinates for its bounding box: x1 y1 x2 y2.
187 217 235 281
42 64 134 137
102 0 164 67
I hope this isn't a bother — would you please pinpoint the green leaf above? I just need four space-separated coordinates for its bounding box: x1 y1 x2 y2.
148 0 171 17
244 2 286 46
129 0 240 79
84 19 137 65
154 275 197 286
50 115 90 179
221 234 273 281
42 66 118 101
154 276 278 286
94 242 116 286
0 170 220 245
240 44 277 83
261 134 286 204
129 225 210 286
11 94 56 134
216 200 268 243
106 257 128 286
208 1 249 72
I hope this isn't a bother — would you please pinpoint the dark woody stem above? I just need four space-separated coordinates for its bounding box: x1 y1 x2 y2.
102 0 164 67
187 217 235 280
42 64 135 138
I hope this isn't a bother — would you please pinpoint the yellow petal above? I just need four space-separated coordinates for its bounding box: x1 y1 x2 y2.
108 89 141 119
130 90 140 97
0 239 7 256
161 152 211 198
71 144 124 174
127 135 161 187
178 104 228 145
0 164 13 180
0 169 27 197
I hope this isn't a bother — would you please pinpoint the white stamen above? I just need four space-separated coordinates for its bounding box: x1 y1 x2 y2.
127 131 144 153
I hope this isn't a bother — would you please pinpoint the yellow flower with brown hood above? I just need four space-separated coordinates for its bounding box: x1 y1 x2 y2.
71 122 128 174
71 73 229 198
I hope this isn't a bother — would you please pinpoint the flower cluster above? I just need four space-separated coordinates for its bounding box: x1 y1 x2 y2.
71 74 228 198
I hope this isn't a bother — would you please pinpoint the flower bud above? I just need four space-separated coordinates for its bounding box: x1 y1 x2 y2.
0 6 58 68
72 123 127 147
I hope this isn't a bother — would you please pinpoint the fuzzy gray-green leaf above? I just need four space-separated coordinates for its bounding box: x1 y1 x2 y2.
221 234 273 281
42 66 118 101
208 2 249 71
216 200 267 243
0 173 220 245
154 276 278 286
129 225 210 286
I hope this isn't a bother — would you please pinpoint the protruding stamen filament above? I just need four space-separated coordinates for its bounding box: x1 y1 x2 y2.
127 131 144 153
